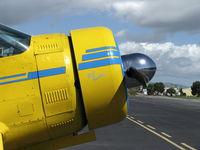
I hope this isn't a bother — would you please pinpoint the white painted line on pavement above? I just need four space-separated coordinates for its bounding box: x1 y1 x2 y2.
161 132 172 138
147 125 156 130
126 116 186 150
137 120 144 124
181 143 197 150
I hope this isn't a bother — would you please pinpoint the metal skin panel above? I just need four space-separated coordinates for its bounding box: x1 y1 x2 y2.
32 34 86 138
23 131 96 150
0 34 86 150
33 34 64 54
0 47 49 150
71 27 127 129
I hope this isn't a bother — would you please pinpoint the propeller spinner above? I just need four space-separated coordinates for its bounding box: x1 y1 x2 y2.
122 53 156 88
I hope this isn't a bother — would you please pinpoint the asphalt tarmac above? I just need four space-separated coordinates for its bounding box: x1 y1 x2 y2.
65 96 200 150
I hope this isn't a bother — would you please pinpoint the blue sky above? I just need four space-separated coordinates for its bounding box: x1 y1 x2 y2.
1 0 200 86
13 14 200 45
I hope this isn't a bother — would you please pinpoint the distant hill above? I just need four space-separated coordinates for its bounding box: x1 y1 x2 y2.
163 82 189 89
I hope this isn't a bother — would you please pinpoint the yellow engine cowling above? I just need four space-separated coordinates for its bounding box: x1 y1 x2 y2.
71 27 127 129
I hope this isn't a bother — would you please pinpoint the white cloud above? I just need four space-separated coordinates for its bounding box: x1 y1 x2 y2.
116 29 165 42
112 1 145 18
119 42 200 81
112 0 200 32
1 0 200 34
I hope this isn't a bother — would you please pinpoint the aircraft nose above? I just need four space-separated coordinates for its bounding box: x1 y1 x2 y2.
121 53 156 88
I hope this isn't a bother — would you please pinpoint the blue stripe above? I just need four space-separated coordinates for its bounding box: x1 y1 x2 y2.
82 51 120 61
0 78 29 85
0 73 26 80
38 67 66 78
0 67 66 85
79 58 121 70
86 46 117 53
28 72 38 80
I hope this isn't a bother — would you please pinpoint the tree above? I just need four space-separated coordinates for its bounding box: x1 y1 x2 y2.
191 81 200 97
179 88 183 95
179 88 186 96
147 83 155 95
166 88 176 96
154 82 165 95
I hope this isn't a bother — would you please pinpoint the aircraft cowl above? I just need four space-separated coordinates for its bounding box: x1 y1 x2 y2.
122 53 156 88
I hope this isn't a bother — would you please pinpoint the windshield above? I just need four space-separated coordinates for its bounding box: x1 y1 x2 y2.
0 24 31 58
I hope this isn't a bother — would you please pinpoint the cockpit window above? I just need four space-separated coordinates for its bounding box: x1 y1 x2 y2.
0 24 31 58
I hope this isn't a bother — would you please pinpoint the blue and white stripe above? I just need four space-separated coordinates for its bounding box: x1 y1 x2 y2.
82 51 120 61
86 46 117 53
78 46 122 70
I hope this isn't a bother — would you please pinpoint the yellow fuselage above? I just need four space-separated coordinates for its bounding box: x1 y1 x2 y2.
0 27 127 150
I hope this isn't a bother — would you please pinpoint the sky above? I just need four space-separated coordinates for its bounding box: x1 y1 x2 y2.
1 0 200 86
